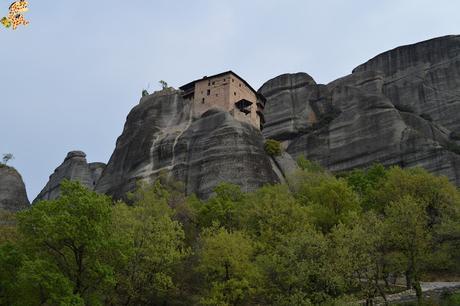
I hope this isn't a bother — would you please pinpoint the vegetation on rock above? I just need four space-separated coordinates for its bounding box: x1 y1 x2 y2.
264 139 282 156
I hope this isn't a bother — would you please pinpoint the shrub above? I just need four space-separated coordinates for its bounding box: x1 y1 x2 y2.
264 139 282 156
296 155 324 173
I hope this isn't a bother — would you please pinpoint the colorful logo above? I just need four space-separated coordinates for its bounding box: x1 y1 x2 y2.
2 0 30 30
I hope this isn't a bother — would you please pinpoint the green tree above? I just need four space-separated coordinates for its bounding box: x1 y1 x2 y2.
241 185 339 305
241 184 311 245
2 153 14 165
111 183 187 305
264 139 282 156
15 259 83 306
193 183 246 231
196 227 260 306
296 155 324 173
345 164 387 210
17 180 115 304
0 243 23 305
372 167 460 221
159 80 168 90
330 213 389 304
384 196 431 303
293 173 360 233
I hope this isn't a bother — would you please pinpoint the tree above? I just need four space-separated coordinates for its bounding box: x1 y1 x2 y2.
17 180 116 304
345 164 387 210
2 153 14 165
371 166 460 221
384 196 431 303
15 259 83 306
264 139 282 156
240 185 339 305
193 183 246 231
330 213 389 305
111 183 187 305
293 173 360 233
0 243 23 305
195 227 260 306
159 80 168 90
296 155 324 173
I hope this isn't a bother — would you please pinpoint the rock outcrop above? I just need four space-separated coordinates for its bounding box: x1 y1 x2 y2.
33 35 460 199
0 165 29 212
34 151 105 203
261 35 460 185
95 91 279 199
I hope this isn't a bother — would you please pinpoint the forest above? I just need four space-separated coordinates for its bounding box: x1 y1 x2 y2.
1 159 459 306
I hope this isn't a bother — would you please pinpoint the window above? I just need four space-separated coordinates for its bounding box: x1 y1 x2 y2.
202 98 205 104
216 94 218 97
212 81 215 85
239 83 242 87
208 80 211 86
234 92 236 96
207 89 211 96
223 78 226 82
232 79 235 82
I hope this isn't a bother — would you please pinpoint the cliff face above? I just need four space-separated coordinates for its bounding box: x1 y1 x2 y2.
0 165 29 212
95 91 280 199
261 35 460 185
35 35 460 200
33 151 105 203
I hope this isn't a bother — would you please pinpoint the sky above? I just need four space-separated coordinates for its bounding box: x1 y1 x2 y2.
1 0 460 201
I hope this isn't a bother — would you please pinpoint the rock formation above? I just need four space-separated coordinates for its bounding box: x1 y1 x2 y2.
0 165 29 212
260 35 460 185
34 35 460 200
33 151 105 202
95 91 279 199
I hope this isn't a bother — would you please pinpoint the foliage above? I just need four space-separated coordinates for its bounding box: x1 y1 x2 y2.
193 183 246 231
264 139 282 156
195 227 259 306
17 180 115 304
111 182 187 305
384 196 431 302
297 155 324 173
2 153 14 165
159 80 168 90
330 212 389 304
441 292 460 306
292 172 360 232
1 163 459 305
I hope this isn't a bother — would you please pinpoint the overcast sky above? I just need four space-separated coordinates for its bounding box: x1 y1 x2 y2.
1 0 460 200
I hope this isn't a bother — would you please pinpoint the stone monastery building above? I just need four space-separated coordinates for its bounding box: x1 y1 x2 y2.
180 71 266 130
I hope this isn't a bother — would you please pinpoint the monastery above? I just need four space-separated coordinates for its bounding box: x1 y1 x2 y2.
180 71 266 130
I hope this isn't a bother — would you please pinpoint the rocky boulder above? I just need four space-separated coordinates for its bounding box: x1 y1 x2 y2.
0 165 29 212
261 35 460 185
34 151 105 203
95 91 279 199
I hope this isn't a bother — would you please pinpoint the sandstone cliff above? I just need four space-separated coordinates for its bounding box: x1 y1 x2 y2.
0 165 29 212
33 151 105 203
95 91 279 199
34 35 460 200
261 35 460 185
